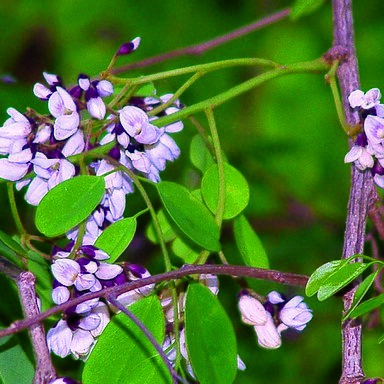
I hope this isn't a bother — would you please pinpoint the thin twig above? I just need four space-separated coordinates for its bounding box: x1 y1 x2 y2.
110 8 290 74
332 0 377 382
0 264 308 338
17 272 56 384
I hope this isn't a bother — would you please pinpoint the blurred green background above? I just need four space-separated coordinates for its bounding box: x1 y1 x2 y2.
1 0 384 382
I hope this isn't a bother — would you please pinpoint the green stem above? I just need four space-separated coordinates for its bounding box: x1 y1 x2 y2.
108 57 280 85
326 60 351 135
118 166 173 272
148 72 203 117
205 109 225 229
7 183 25 235
152 58 328 128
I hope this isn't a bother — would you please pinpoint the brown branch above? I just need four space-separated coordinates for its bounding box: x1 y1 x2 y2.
332 1 377 382
0 264 308 338
17 272 56 384
110 8 291 75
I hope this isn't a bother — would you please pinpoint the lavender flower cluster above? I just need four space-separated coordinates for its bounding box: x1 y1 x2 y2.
238 290 313 349
344 88 384 187
0 39 184 359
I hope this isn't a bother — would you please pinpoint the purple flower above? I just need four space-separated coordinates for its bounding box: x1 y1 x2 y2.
0 108 32 155
348 88 381 109
47 302 109 359
48 87 80 140
279 295 313 331
119 106 162 145
238 292 267 326
116 37 141 56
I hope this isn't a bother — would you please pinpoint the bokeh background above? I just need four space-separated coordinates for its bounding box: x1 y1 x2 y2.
1 0 384 382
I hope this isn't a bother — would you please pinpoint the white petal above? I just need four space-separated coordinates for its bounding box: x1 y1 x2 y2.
52 286 70 304
87 97 106 120
348 90 364 108
62 130 85 157
238 294 267 326
0 159 29 181
47 319 72 358
254 312 281 349
51 259 80 287
70 329 94 358
24 176 49 205
96 80 114 97
95 263 123 280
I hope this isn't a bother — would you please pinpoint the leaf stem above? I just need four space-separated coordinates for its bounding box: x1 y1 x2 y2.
152 58 328 128
7 182 25 235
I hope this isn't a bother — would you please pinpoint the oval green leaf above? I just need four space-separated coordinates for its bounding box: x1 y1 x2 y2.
95 217 137 263
349 292 384 319
0 336 35 384
344 269 381 320
83 295 170 384
190 134 215 173
317 262 370 301
233 214 269 268
146 209 177 244
0 231 26 257
201 163 249 220
305 260 343 297
172 236 200 264
157 181 221 252
185 283 238 384
35 175 105 237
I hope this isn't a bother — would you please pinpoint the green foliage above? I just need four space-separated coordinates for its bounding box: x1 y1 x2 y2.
185 283 238 384
306 257 371 301
201 163 250 220
344 269 381 320
157 181 221 252
35 175 105 237
291 0 326 20
146 209 177 244
190 134 215 173
94 217 137 262
83 295 170 384
0 335 34 384
233 214 269 269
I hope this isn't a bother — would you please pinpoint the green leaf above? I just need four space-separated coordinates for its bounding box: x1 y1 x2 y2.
35 175 105 237
172 236 200 264
0 335 34 384
157 181 221 252
146 209 177 244
185 283 238 384
190 134 215 173
201 163 249 220
344 269 381 320
95 217 137 262
305 260 343 297
83 295 170 384
27 251 53 312
349 292 384 319
291 0 325 20
0 230 26 257
317 262 370 301
233 214 269 269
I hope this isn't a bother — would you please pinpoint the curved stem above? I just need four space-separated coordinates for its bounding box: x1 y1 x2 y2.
205 109 225 229
152 58 328 128
7 182 25 235
110 8 290 74
0 264 309 338
109 58 279 85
